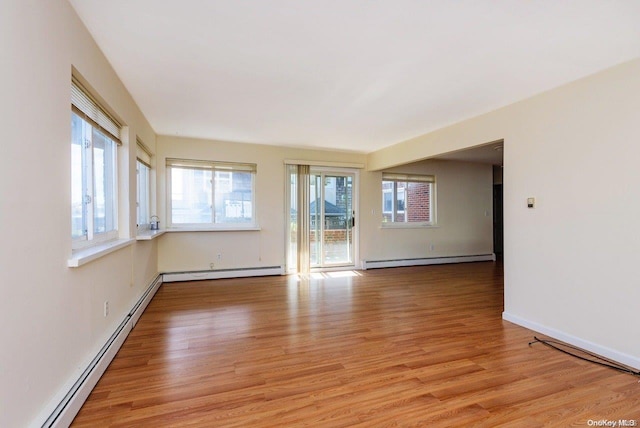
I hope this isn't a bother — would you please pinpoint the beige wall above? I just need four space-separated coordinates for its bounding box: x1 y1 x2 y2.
1 3 490 422
367 58 640 366
0 1 159 426
156 137 493 272
6 1 636 425
359 160 493 262
156 136 367 271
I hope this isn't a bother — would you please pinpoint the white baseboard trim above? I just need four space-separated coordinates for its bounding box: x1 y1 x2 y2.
38 274 163 428
361 254 495 270
129 275 163 328
162 265 284 283
502 312 640 371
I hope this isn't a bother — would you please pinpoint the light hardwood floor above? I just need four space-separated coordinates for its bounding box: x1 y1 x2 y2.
72 262 640 427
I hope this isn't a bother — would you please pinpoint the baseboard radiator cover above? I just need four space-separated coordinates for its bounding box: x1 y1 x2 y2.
162 265 284 283
502 312 640 371
361 254 496 270
38 274 163 428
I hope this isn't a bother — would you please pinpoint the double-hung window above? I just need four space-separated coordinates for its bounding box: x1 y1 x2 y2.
167 158 256 228
71 79 121 249
382 172 435 226
136 139 152 230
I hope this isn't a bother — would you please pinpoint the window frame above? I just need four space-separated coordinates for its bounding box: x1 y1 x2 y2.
71 79 121 250
166 158 257 229
136 159 151 230
381 172 435 227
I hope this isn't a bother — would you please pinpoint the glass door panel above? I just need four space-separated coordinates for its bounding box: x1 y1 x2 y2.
309 171 354 268
322 174 353 265
309 174 322 266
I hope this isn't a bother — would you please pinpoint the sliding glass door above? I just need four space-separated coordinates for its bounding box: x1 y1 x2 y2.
286 166 356 272
310 172 354 267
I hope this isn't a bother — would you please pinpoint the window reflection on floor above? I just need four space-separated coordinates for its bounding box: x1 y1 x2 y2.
285 270 359 342
292 270 362 281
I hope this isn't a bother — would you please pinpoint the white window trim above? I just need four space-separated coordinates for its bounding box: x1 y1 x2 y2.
166 158 258 229
381 172 436 226
71 85 121 251
73 230 119 250
381 222 439 229
68 238 134 267
165 226 262 232
136 159 151 231
136 229 166 240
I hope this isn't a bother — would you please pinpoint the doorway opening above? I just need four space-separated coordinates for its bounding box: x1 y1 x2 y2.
493 165 504 260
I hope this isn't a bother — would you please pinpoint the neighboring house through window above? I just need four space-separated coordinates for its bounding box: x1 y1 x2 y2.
167 158 256 228
382 172 435 225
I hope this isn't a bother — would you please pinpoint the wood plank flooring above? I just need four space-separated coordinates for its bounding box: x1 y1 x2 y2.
72 262 640 427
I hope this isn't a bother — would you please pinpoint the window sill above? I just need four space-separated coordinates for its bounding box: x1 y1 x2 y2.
68 238 134 267
136 229 167 240
166 226 262 232
380 223 438 229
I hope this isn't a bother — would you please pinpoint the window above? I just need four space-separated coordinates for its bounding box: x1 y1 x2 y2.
137 160 150 228
382 173 434 225
167 158 256 228
71 79 121 249
136 139 152 229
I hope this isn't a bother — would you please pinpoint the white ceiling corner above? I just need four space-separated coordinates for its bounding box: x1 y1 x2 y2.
69 0 640 154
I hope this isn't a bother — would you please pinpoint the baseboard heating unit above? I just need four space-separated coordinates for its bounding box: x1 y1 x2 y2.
362 254 495 270
162 265 284 283
39 274 163 428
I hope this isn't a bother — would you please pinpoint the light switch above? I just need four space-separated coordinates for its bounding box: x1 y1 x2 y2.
527 197 535 208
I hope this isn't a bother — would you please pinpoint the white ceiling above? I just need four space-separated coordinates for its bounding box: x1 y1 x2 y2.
69 0 640 154
435 141 504 166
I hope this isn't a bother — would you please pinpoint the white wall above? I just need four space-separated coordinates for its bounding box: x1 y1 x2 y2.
156 136 493 272
0 1 159 426
367 58 640 367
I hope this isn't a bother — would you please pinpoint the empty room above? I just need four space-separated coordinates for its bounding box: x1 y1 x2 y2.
1 1 639 427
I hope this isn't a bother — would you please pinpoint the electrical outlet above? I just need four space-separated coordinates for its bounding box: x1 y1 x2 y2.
217 253 222 260
430 244 435 251
104 301 109 317
210 262 215 269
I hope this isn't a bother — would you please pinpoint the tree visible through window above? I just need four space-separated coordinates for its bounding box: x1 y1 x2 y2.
382 173 434 225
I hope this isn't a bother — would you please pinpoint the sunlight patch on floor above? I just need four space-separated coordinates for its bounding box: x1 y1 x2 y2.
293 270 361 281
